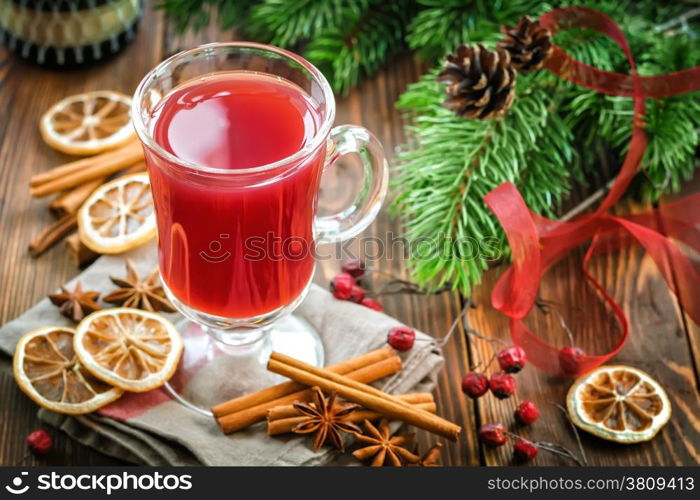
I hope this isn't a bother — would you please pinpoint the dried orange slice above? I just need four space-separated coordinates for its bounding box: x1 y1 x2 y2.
78 172 156 254
566 365 671 443
40 91 135 155
74 308 183 392
13 326 123 414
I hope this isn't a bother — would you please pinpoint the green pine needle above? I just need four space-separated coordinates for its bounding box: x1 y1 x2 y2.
304 0 415 94
407 0 553 60
246 0 349 47
393 70 575 294
157 0 257 32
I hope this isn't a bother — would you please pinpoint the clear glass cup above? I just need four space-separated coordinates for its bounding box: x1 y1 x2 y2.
132 42 388 413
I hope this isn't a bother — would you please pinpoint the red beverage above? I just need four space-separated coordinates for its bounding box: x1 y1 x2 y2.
146 72 324 319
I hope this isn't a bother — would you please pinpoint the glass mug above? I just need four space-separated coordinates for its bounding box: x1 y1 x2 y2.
132 42 388 411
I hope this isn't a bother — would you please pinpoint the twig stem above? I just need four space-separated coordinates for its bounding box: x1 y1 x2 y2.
555 403 588 466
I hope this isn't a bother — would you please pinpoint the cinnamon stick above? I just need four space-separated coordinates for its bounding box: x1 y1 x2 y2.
216 354 402 434
30 141 143 198
30 139 140 186
48 161 147 216
271 352 419 411
212 346 395 418
49 178 105 217
267 392 435 421
65 233 100 267
267 352 462 441
28 214 77 257
124 162 147 175
267 398 437 436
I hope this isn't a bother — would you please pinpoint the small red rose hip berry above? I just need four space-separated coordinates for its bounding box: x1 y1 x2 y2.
341 259 366 279
360 297 383 311
559 346 586 376
27 429 53 454
497 345 527 373
349 285 365 303
513 439 538 462
461 372 489 399
489 371 516 399
387 326 416 351
514 401 540 425
330 273 356 300
478 423 507 447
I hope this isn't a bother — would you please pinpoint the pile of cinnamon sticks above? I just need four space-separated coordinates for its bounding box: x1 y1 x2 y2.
28 139 145 264
211 346 461 441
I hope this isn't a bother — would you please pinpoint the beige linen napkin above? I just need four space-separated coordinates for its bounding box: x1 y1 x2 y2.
0 243 444 465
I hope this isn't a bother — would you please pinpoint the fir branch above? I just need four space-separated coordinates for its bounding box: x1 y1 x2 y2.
634 34 700 199
638 95 699 200
393 70 574 294
304 0 415 94
246 0 348 47
407 0 553 60
157 0 258 33
406 0 483 61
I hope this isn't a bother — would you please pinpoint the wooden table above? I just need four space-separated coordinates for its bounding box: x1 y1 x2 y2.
1 6 698 466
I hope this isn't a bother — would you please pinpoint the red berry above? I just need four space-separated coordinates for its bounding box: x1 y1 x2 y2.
513 439 538 462
514 401 540 425
387 326 415 351
349 285 365 303
330 273 356 300
341 259 366 279
461 372 489 398
360 297 383 311
489 371 516 399
559 346 586 376
478 423 507 447
497 345 527 373
27 429 53 454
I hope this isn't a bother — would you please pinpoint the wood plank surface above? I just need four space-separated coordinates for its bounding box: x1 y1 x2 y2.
0 4 697 466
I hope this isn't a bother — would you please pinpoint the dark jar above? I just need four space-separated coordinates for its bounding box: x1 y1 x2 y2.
0 0 144 68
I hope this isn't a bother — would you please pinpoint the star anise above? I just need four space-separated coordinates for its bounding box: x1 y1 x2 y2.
292 387 361 452
352 419 420 466
408 442 443 467
48 281 101 322
103 260 176 313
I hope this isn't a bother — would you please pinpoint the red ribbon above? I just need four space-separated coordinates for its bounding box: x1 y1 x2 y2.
484 6 700 377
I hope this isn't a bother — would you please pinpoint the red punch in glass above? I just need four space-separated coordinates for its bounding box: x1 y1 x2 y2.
132 43 388 412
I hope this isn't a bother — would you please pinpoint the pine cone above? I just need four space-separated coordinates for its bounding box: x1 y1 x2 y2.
498 16 553 73
437 44 516 120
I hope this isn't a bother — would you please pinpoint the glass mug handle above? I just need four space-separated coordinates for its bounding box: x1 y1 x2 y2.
315 125 389 243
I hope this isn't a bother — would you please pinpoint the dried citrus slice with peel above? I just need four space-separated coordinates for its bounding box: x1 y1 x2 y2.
13 326 123 414
40 91 135 155
566 365 671 443
78 172 156 254
74 308 183 392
